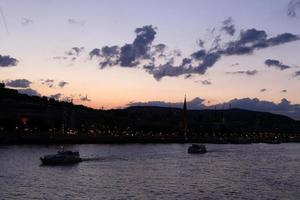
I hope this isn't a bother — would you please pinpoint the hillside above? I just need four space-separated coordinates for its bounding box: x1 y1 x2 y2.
1 86 300 143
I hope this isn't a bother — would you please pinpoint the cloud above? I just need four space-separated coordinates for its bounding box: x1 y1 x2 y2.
89 25 161 69
220 29 299 56
53 47 84 62
66 47 84 56
4 78 41 97
58 81 69 88
196 80 212 85
226 70 258 76
89 46 120 68
53 56 68 60
39 79 69 88
21 18 33 25
264 59 291 70
288 0 300 17
295 70 300 76
119 25 157 67
260 88 267 92
18 88 40 96
218 98 300 120
151 62 193 80
128 97 206 110
221 17 235 36
68 18 85 26
49 93 62 100
85 21 299 80
5 79 32 88
80 94 91 102
184 74 193 79
40 79 54 88
61 96 73 102
128 97 300 120
0 55 18 67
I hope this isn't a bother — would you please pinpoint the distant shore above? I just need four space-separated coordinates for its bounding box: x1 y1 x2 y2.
1 134 299 145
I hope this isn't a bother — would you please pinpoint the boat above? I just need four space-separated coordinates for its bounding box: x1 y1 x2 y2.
40 148 82 165
188 144 207 154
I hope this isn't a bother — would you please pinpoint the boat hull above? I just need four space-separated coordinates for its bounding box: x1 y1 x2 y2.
40 157 82 165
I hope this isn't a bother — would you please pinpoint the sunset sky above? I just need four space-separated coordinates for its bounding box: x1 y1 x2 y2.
1 0 300 118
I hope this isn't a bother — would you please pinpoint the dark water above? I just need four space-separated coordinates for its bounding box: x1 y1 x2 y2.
0 144 299 200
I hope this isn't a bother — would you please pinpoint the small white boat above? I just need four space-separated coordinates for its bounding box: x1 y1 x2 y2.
40 147 82 165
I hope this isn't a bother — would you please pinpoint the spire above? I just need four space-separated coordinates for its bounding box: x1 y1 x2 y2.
181 95 188 138
183 94 187 112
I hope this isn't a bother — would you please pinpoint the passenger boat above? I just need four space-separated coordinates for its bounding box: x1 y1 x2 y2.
40 148 82 165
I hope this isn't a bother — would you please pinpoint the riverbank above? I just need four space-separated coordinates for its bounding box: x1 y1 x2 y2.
1 134 299 144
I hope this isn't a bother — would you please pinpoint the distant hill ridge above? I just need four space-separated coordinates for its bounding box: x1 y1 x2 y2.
1 86 300 135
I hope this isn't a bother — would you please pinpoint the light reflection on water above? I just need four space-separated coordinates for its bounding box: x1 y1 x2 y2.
0 143 300 200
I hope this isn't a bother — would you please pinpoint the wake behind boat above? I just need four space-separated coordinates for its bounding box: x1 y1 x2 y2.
40 148 82 165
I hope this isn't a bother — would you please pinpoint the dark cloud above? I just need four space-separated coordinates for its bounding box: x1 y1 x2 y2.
221 30 299 56
40 79 54 88
89 48 101 58
89 25 157 68
151 44 167 57
58 81 69 88
49 93 62 100
66 47 84 56
0 55 18 67
151 62 192 81
87 23 299 80
184 74 193 79
199 80 212 85
288 0 300 17
21 18 33 25
54 47 84 62
191 50 206 60
221 17 235 36
260 88 267 92
197 39 205 48
239 29 267 44
128 97 300 120
5 79 32 88
39 79 69 88
227 70 258 76
264 59 291 70
295 70 300 76
120 25 157 67
89 46 120 68
18 88 40 96
80 95 91 102
218 98 300 120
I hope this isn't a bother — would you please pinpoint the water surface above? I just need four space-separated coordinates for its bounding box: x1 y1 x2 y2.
0 144 299 199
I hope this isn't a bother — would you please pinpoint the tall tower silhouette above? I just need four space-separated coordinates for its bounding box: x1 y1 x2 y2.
181 95 188 138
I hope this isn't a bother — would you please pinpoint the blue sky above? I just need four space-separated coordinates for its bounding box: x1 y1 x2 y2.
0 0 300 118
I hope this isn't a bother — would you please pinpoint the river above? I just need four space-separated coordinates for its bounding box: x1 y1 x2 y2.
0 143 299 199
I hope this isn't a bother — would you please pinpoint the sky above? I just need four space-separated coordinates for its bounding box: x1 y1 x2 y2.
0 0 300 119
